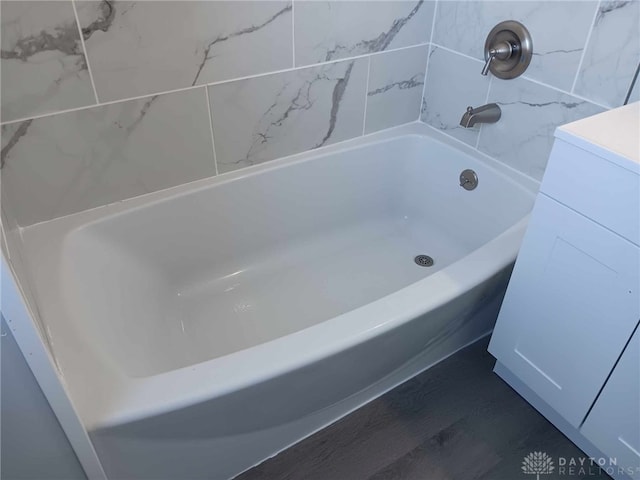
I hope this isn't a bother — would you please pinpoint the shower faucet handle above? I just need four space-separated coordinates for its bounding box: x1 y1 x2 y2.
481 41 513 76
481 51 496 76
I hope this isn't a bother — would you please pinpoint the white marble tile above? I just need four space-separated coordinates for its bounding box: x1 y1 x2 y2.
365 46 428 134
420 46 491 147
294 1 435 67
1 1 96 122
433 1 598 92
574 1 640 108
208 59 368 173
477 77 605 181
77 1 293 102
0 88 215 227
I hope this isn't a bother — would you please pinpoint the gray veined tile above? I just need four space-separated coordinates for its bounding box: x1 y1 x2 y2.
433 1 598 92
208 59 368 173
0 88 215 227
574 1 640 108
420 46 491 147
365 45 429 134
0 1 96 123
294 1 435 67
77 1 293 102
477 77 605 181
628 63 640 104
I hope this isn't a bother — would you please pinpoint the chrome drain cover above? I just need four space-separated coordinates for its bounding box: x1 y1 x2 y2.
414 255 434 267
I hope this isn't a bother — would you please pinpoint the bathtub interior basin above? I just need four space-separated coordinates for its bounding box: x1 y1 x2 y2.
17 123 536 431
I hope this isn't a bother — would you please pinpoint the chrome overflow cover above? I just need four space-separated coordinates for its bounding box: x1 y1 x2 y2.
460 169 478 190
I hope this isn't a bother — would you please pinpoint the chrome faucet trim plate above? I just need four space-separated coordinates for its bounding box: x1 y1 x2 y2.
481 20 533 79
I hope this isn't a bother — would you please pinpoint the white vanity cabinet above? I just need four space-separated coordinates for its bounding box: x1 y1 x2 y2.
489 193 639 426
582 327 640 480
489 102 640 478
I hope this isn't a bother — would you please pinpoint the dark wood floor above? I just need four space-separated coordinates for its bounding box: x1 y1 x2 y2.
237 337 611 480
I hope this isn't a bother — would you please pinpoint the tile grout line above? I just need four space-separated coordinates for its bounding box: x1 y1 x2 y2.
483 76 493 105
0 210 11 261
204 86 219 176
417 0 439 121
291 0 296 68
431 42 484 65
361 56 372 136
1 84 207 126
71 0 100 104
475 75 493 150
571 0 601 94
0 42 431 127
430 41 609 110
521 74 609 110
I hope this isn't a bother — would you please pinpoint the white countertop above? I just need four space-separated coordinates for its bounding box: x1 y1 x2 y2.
555 101 639 173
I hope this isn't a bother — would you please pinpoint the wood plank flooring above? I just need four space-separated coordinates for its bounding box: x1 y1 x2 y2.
237 337 611 480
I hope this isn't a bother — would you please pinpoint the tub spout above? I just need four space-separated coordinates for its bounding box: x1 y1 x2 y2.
459 103 501 128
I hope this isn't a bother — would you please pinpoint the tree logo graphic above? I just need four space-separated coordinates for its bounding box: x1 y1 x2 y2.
522 451 555 479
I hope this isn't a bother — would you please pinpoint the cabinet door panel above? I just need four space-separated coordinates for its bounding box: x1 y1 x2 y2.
582 327 640 480
489 194 640 427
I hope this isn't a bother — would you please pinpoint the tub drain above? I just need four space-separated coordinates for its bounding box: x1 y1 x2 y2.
414 255 434 267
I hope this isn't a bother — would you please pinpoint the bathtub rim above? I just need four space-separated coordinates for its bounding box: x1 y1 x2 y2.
18 122 539 231
13 122 538 430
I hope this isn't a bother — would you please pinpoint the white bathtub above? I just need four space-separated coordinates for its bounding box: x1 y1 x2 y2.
17 123 535 479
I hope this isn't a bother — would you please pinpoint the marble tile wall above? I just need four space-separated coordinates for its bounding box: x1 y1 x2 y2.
365 45 429 134
1 1 96 121
209 59 369 173
76 1 294 102
2 89 215 227
420 0 640 181
574 0 640 106
2 0 638 226
293 1 434 65
1 0 435 227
